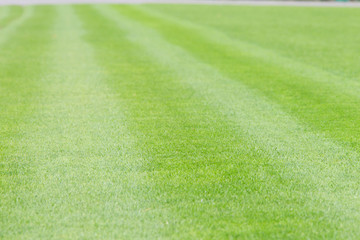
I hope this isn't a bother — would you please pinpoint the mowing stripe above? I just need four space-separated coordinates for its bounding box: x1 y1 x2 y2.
94 5 360 237
0 6 32 46
0 5 150 239
77 5 344 238
136 5 360 99
1 4 360 239
0 6 24 29
77 5 300 237
118 5 360 151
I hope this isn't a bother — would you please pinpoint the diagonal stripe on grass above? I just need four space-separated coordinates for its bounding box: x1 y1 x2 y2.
78 5 297 237
2 3 360 239
0 6 24 30
92 4 360 238
119 5 360 151
138 5 360 99
0 6 32 46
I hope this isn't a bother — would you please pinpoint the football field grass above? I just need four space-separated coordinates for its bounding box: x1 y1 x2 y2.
1 4 360 239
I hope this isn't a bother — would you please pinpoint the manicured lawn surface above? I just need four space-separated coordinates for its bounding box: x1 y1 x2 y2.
1 4 360 239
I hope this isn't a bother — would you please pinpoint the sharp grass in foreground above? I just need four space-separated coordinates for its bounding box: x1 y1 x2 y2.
1 4 360 239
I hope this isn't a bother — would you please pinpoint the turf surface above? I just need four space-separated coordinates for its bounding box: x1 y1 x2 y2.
1 4 360 239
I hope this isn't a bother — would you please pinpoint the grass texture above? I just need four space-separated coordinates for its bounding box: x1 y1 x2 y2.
1 4 360 239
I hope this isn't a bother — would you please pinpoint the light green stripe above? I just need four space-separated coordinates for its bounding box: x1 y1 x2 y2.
1 5 146 239
96 4 360 226
0 7 33 46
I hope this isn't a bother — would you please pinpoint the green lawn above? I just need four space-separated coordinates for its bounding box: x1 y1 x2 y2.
1 4 360 239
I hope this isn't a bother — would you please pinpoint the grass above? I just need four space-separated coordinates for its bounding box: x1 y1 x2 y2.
1 3 360 239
